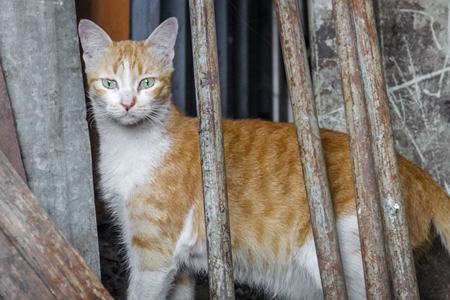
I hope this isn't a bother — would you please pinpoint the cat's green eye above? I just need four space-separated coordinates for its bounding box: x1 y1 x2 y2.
102 79 117 89
139 78 155 89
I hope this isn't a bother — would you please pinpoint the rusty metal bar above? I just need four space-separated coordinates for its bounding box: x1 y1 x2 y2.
273 0 348 299
350 0 420 298
331 0 392 298
188 1 235 299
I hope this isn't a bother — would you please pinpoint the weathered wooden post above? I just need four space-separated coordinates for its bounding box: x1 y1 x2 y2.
351 0 420 297
273 0 348 298
308 0 443 296
331 0 391 297
0 0 100 276
0 151 112 299
189 0 236 299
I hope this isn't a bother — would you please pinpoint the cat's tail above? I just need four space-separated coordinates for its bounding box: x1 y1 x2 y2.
399 155 450 256
431 187 450 253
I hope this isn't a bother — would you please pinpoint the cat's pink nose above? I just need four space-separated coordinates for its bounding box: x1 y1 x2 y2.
122 103 133 111
121 98 136 111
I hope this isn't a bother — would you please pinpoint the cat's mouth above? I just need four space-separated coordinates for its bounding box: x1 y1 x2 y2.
111 109 146 126
104 103 167 127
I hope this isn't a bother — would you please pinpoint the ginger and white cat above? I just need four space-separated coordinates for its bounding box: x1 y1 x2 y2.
78 18 450 300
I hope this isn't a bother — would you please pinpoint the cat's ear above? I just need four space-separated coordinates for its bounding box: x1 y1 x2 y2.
145 17 178 66
78 19 112 69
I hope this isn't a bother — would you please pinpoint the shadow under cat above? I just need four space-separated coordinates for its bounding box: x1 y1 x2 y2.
98 218 450 300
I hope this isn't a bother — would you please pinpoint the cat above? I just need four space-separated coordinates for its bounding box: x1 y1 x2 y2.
78 17 450 300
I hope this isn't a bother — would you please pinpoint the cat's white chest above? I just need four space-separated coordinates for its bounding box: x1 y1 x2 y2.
97 123 171 203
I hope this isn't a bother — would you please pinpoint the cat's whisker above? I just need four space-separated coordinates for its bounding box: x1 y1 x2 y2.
143 114 164 127
148 111 166 121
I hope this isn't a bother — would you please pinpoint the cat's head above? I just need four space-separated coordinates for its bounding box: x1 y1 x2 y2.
78 18 178 126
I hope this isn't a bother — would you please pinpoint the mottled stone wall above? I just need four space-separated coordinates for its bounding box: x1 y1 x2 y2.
309 0 450 192
308 0 347 132
379 0 450 191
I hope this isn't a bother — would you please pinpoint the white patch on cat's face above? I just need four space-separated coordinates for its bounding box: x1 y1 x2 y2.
92 58 168 126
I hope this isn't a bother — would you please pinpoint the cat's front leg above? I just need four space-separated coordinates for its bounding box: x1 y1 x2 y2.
127 266 177 300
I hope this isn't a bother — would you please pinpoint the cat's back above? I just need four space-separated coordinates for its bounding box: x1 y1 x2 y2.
163 116 356 237
222 118 351 180
221 119 450 254
221 119 355 211
218 118 445 260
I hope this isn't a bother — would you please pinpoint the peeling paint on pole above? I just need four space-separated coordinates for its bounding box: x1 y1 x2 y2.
188 1 235 299
309 0 450 295
331 0 391 298
273 0 348 299
351 0 420 298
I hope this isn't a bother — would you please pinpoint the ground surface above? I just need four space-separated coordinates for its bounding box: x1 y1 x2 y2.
98 220 450 300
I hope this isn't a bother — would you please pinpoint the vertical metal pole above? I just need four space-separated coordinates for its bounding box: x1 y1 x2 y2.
332 0 391 298
235 1 249 119
215 0 229 117
188 1 235 299
271 6 281 123
273 0 348 299
351 0 420 298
